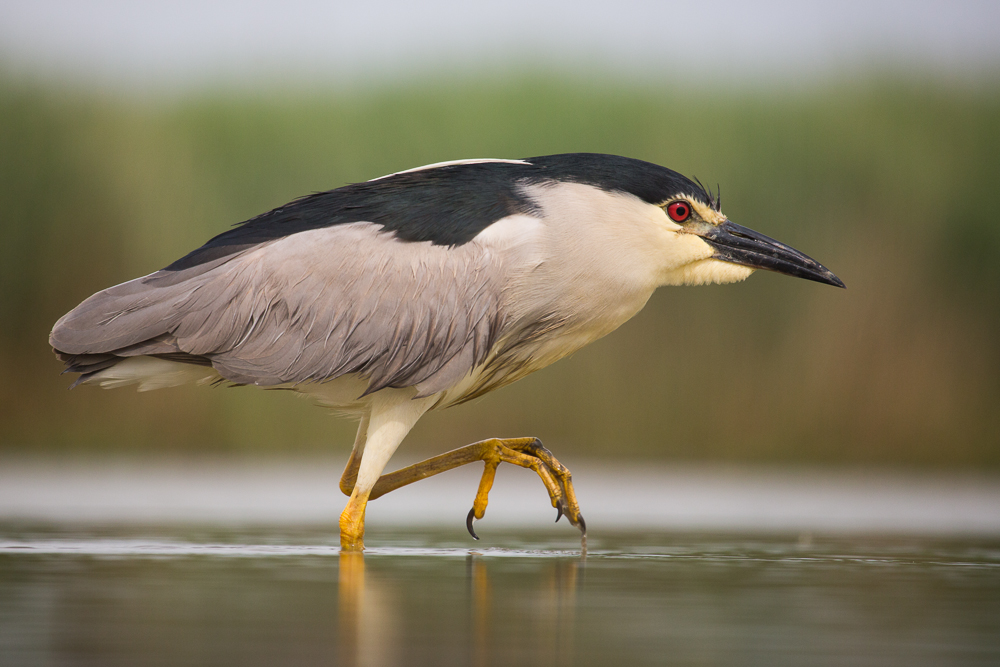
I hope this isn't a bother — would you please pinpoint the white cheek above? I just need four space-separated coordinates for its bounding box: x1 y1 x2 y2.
661 258 755 286
655 234 715 274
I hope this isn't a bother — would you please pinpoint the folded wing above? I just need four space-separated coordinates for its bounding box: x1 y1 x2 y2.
50 222 505 398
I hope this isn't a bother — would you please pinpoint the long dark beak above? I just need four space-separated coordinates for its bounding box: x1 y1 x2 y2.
699 220 845 288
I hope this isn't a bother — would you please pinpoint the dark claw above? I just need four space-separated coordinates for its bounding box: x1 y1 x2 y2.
555 505 564 523
466 508 480 540
577 514 587 536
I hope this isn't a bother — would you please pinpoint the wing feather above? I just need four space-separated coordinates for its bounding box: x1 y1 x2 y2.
50 222 507 397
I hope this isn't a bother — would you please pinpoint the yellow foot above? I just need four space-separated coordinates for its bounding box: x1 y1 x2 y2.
343 435 585 546
466 437 586 540
340 495 368 551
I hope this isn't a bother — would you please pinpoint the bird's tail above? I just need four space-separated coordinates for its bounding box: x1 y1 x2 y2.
50 271 215 389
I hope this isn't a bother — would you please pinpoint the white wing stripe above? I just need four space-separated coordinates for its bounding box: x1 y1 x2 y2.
368 159 531 182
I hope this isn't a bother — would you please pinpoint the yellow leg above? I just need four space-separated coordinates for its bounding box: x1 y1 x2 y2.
339 413 368 497
335 394 435 552
339 487 368 551
340 446 363 497
340 437 586 541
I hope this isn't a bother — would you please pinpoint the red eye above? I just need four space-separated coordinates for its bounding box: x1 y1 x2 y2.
667 201 691 222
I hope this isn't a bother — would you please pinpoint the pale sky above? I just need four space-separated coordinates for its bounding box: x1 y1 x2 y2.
0 0 998 89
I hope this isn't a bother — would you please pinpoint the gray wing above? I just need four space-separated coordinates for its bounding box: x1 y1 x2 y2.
50 222 505 397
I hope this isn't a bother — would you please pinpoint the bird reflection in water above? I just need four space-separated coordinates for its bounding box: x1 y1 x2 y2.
338 551 401 666
467 553 581 667
337 550 582 666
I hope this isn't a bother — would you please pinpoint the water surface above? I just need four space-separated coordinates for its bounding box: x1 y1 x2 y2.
1 527 997 666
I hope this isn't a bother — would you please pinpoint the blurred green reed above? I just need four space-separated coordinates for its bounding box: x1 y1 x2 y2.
1 74 998 465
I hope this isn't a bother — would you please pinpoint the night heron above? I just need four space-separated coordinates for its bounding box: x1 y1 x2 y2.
50 153 844 550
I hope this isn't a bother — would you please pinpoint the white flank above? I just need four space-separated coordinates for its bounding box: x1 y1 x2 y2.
471 214 544 249
86 356 219 392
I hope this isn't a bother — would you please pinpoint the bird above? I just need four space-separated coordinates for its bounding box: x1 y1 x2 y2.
50 153 844 550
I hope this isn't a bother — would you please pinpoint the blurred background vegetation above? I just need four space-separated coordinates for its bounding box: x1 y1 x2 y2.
1 71 998 466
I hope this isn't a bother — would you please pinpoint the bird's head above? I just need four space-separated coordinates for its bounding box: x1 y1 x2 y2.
525 154 845 290
652 192 845 289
